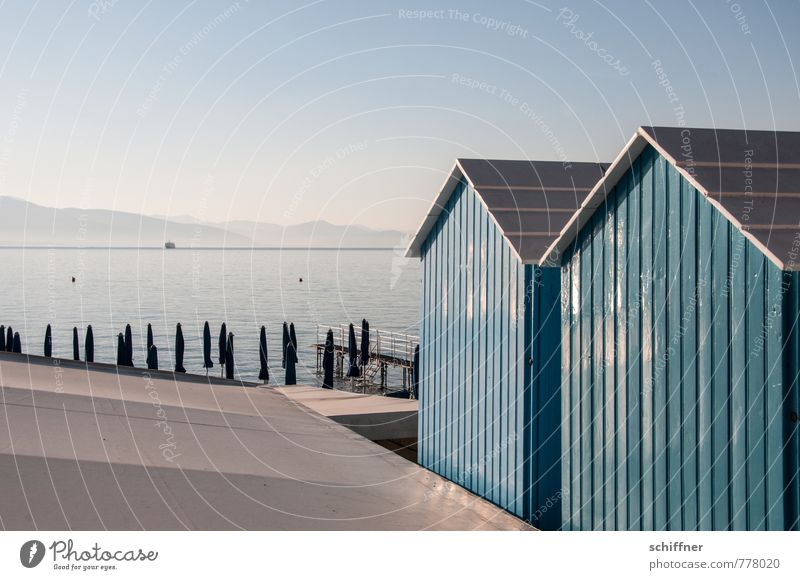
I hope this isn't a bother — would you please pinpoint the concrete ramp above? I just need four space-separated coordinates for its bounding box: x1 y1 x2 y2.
0 352 527 531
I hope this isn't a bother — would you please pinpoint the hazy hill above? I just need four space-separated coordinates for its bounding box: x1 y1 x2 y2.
0 197 407 248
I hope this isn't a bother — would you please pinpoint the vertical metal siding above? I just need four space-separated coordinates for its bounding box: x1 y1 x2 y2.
784 272 800 530
417 179 561 524
560 144 798 530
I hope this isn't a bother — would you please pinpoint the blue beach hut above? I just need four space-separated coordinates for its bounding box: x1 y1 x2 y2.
543 126 800 531
406 158 607 528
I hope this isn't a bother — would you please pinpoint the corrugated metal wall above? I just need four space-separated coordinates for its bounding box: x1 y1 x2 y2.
418 178 562 526
419 179 527 518
560 144 798 530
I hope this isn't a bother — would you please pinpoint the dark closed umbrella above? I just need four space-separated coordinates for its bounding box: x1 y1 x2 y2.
147 345 158 370
12 332 21 353
412 344 420 400
258 326 269 382
175 323 186 373
225 333 234 380
218 322 227 377
281 322 289 368
85 325 94 363
116 333 125 365
72 327 80 361
6 326 12 352
285 340 296 385
346 323 360 377
146 323 154 353
322 329 334 389
359 319 370 367
289 323 299 364
0 325 5 351
203 321 213 371
44 324 52 357
124 324 133 366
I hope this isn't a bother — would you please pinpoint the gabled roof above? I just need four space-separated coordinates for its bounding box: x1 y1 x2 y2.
543 126 800 271
405 158 608 263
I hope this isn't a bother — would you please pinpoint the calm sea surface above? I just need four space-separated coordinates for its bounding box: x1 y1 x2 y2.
0 248 420 385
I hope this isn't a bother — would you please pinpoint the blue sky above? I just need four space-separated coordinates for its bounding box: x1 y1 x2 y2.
0 0 798 232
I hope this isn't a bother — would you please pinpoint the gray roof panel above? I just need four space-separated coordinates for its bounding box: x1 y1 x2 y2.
456 159 607 262
690 166 800 194
642 126 800 166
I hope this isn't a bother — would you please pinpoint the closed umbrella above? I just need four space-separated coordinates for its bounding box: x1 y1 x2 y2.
412 344 420 400
44 324 52 357
203 321 214 372
6 326 12 352
218 322 227 377
116 333 125 365
281 322 289 368
322 329 334 389
289 323 299 364
85 325 94 363
285 340 296 385
359 319 370 367
225 333 234 380
346 323 360 377
124 324 133 366
146 323 154 353
147 345 158 370
258 325 269 383
0 325 5 351
12 332 21 353
175 323 186 373
72 327 80 361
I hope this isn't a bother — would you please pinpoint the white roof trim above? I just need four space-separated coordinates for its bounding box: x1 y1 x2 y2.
405 161 463 258
540 127 789 271
405 160 524 264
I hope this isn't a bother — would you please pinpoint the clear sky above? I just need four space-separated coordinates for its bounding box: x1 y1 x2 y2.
0 0 798 233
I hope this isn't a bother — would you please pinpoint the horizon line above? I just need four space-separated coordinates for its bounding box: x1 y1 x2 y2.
0 245 402 251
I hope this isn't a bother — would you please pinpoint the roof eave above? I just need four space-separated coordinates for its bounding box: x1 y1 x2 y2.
539 126 791 271
640 128 789 271
405 159 526 265
539 130 647 266
404 162 464 258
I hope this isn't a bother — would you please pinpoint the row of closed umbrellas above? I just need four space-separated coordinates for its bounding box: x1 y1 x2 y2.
3 320 305 385
3 319 419 396
0 325 22 353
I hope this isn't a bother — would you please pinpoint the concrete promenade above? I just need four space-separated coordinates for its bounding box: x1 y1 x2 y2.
0 352 529 530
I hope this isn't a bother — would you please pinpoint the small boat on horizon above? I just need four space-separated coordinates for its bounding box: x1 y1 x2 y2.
164 241 176 249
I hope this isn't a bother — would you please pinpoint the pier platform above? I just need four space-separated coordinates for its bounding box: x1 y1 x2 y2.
0 351 528 531
314 324 419 389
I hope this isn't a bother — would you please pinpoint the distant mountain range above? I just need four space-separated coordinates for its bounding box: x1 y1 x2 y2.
0 197 408 248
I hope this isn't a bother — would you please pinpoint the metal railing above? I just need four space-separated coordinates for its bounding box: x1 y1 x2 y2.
314 323 419 389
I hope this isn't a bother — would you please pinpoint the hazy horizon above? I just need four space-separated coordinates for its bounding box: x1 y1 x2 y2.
1 1 798 233
0 193 408 231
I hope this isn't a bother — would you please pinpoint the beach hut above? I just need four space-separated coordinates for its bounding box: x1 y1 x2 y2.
406 158 607 527
543 126 800 531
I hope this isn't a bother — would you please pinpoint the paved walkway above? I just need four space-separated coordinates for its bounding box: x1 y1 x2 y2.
0 353 529 530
